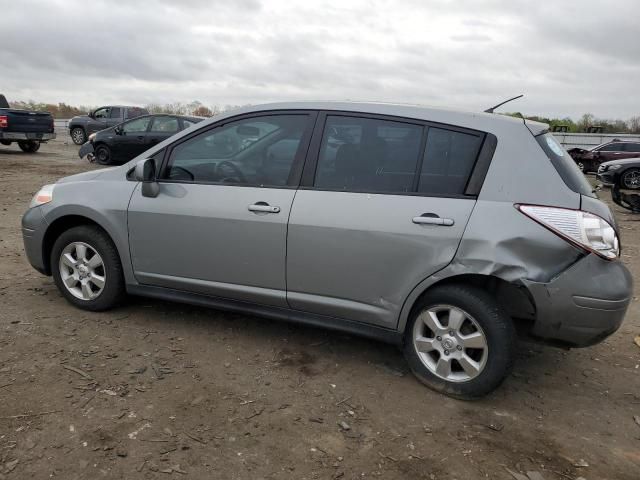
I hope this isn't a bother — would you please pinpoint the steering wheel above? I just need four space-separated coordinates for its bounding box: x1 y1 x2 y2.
216 160 247 184
167 166 195 181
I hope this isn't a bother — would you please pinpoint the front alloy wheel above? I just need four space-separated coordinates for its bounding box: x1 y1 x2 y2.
622 168 640 189
70 127 86 145
51 225 125 311
58 242 106 300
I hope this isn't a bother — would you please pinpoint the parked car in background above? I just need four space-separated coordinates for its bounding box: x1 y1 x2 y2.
597 157 640 189
0 94 55 153
22 102 632 399
78 114 203 165
68 106 149 145
568 140 640 173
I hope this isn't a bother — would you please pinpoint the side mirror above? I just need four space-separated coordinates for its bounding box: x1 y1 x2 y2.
134 158 159 198
114 125 123 135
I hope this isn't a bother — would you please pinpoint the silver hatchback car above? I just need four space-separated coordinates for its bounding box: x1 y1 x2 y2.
22 102 633 398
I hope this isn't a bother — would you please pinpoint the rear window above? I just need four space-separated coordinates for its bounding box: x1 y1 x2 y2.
537 133 595 198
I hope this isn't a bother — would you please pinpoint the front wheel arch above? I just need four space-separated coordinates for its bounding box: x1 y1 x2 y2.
42 215 114 275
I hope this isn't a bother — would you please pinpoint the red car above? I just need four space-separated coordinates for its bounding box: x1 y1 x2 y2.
568 140 640 173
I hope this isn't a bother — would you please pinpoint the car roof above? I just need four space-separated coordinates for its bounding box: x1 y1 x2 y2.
201 101 549 136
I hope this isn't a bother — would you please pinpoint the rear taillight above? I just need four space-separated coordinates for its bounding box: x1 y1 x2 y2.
516 204 619 260
0 115 7 128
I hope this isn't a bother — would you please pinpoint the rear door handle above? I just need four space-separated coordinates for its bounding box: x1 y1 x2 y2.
412 214 454 226
248 202 280 214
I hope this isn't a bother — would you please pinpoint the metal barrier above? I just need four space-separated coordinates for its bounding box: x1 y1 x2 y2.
552 132 640 150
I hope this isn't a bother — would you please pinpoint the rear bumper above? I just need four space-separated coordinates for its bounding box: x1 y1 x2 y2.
0 132 56 141
523 254 633 347
22 207 48 275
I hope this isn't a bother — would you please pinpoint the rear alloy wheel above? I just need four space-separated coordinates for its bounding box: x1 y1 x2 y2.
577 161 586 173
404 284 515 399
18 140 40 153
94 144 112 165
70 127 86 145
621 168 640 190
51 225 125 311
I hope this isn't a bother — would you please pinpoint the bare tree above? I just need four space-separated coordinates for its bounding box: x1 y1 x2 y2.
628 116 640 134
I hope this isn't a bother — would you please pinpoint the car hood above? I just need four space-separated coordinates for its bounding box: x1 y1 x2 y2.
600 157 640 167
70 115 92 122
56 168 115 184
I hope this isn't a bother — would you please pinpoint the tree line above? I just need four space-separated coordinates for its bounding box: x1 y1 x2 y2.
8 99 640 134
7 100 246 120
505 112 640 134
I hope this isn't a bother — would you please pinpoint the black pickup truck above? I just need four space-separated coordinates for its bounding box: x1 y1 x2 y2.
68 105 149 145
0 94 56 153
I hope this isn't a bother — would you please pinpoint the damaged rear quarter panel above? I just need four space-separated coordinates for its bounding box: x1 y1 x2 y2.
396 122 583 332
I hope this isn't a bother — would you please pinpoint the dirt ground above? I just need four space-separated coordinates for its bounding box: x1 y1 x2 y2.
0 136 639 480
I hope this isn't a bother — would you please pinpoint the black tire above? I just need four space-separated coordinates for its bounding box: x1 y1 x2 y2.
70 127 86 145
51 225 126 311
94 144 112 165
620 168 640 190
18 140 40 153
403 284 516 399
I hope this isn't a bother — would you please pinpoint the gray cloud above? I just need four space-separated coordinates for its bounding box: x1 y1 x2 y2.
1 0 639 118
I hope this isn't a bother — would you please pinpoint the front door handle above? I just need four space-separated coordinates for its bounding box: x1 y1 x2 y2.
412 213 454 226
248 202 280 214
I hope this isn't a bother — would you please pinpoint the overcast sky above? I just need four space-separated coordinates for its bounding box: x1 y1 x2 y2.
2 0 639 119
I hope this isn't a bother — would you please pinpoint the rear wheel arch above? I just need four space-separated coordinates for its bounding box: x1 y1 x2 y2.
399 273 535 335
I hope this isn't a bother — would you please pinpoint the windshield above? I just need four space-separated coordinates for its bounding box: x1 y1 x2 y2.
536 133 596 198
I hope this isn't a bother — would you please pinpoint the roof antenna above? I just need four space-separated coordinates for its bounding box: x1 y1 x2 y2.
484 94 524 113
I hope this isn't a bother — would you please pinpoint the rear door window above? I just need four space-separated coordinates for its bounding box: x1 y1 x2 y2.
622 142 640 153
597 143 623 152
150 116 179 133
314 115 423 193
418 128 483 195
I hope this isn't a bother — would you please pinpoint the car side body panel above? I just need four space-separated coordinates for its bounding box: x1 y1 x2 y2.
286 191 476 328
21 102 632 351
127 182 296 307
38 170 138 284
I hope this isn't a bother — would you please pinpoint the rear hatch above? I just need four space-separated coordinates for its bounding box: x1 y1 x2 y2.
2 109 54 133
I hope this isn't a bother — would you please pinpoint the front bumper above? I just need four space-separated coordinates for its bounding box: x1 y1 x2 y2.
22 207 49 275
0 132 56 141
523 254 633 347
78 142 95 158
596 171 616 186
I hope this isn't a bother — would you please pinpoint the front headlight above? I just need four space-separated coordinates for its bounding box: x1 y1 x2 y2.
88 133 96 142
608 164 622 170
29 184 55 208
